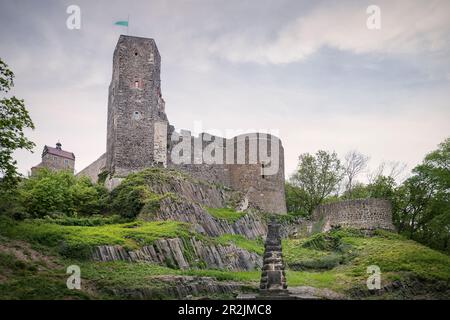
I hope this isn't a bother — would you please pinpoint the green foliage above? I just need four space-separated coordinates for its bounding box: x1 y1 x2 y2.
1 221 450 299
285 182 308 216
284 229 357 271
283 228 450 294
97 170 109 184
110 184 153 219
290 150 343 215
39 214 126 226
0 217 193 259
14 169 107 218
341 233 450 282
205 207 245 222
341 176 397 201
395 137 450 253
0 252 91 300
215 234 264 255
286 270 337 288
19 169 76 217
109 168 180 219
302 232 342 251
0 58 35 186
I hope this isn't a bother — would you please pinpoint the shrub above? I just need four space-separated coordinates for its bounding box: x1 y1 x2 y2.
302 233 342 251
10 169 108 218
110 184 154 219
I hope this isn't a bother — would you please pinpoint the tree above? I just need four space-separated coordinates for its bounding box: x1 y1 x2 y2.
17 169 107 218
367 160 407 184
0 58 35 186
290 150 343 215
285 182 309 216
396 138 450 252
342 150 369 196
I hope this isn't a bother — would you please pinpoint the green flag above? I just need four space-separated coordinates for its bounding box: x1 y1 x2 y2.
114 21 128 27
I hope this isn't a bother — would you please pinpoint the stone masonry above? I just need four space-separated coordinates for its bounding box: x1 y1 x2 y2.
259 218 288 294
304 198 395 234
31 142 75 175
79 35 287 214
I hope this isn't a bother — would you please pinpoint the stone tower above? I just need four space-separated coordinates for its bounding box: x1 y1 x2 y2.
106 35 169 176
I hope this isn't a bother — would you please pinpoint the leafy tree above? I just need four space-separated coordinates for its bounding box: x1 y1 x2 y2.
396 138 450 252
17 169 107 218
290 150 343 215
285 182 308 216
19 169 76 217
0 58 35 186
70 177 108 216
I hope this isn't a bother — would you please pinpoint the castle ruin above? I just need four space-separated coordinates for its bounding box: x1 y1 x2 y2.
79 35 287 214
300 199 396 234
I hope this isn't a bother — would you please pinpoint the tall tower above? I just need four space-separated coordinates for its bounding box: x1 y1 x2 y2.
106 35 169 176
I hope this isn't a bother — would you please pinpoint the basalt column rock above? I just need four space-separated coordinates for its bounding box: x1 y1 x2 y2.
259 218 288 295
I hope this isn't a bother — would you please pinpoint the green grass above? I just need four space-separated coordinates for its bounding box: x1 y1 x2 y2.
205 207 245 222
2 215 450 299
286 270 339 288
0 217 194 258
283 228 450 293
283 235 354 271
339 235 450 282
79 260 261 284
0 248 94 300
215 234 264 255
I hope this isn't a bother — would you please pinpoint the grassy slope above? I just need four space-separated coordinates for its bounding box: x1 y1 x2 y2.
205 207 246 222
0 217 194 256
0 217 449 299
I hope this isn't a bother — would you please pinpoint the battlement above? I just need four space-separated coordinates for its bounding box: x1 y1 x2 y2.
81 35 287 214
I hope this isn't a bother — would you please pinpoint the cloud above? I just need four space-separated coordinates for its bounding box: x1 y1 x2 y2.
208 0 450 64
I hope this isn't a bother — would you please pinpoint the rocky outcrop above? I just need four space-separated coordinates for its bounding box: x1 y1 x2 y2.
92 237 262 271
136 169 268 239
110 275 255 299
146 173 229 208
153 199 267 239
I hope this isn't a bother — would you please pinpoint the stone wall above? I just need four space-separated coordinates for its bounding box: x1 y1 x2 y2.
80 35 287 215
31 150 75 175
303 199 395 233
77 153 106 182
106 35 169 177
169 132 287 214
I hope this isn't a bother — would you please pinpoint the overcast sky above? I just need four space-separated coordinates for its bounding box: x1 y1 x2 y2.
1 0 449 181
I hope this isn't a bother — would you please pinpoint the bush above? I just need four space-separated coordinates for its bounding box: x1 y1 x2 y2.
70 177 108 215
5 169 108 218
302 233 342 251
40 214 126 226
110 184 154 219
109 169 179 219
